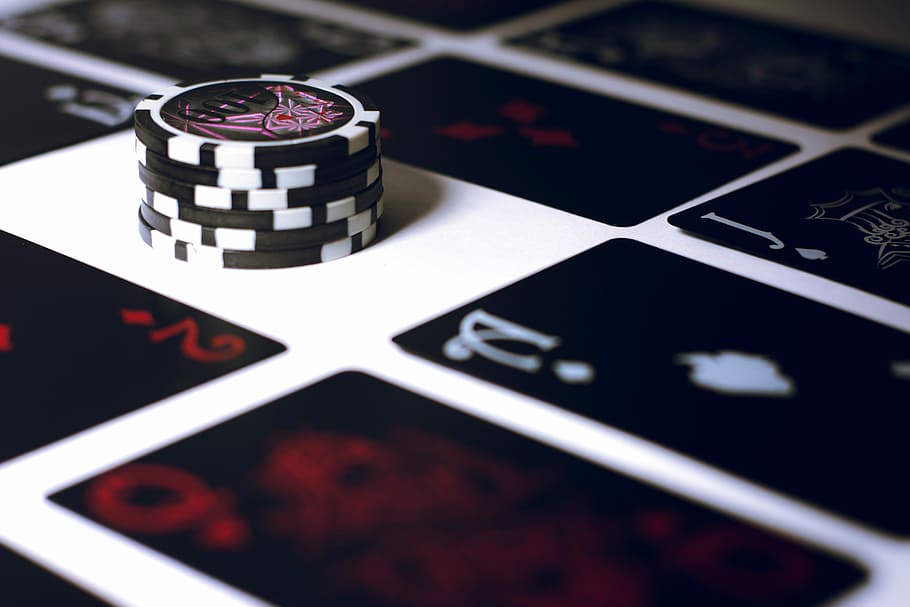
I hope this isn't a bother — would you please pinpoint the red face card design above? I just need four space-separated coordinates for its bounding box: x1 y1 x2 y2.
52 372 863 607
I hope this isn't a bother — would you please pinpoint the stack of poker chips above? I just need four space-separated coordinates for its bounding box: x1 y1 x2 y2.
133 74 382 269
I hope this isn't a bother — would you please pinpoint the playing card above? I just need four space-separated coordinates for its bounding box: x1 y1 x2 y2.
874 118 910 154
359 57 795 226
394 239 910 535
1 0 411 80
510 2 910 129
1 544 108 605
0 229 285 463
334 0 566 30
669 149 910 306
51 371 864 607
0 54 137 166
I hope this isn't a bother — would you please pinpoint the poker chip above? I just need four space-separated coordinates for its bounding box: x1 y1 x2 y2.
134 75 380 169
138 210 379 269
136 139 380 190
142 181 384 231
133 74 383 268
140 198 383 251
138 161 382 210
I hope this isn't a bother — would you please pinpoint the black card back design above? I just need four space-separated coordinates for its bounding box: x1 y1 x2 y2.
2 0 412 80
335 0 566 30
668 149 910 306
510 2 910 128
874 119 910 154
0 55 137 166
0 545 109 606
359 57 795 226
0 229 285 462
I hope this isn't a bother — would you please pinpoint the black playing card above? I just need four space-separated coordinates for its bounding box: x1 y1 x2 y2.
0 54 137 166
336 0 567 30
668 149 910 306
1 0 411 81
874 118 910 154
51 371 863 607
510 2 910 129
359 57 795 226
1 544 109 606
0 229 284 463
394 239 910 535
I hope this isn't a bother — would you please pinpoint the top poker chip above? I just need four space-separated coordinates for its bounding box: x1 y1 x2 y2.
134 74 380 170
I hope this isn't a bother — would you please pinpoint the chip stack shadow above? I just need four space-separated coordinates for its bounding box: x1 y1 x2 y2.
133 74 383 269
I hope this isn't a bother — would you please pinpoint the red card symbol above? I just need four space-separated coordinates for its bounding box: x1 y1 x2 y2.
498 99 546 125
120 308 154 326
0 324 11 352
121 308 246 363
519 127 579 148
658 121 773 159
433 121 504 141
434 99 580 148
86 463 250 550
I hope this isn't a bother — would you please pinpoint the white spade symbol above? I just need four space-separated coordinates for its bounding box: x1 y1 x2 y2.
795 248 828 260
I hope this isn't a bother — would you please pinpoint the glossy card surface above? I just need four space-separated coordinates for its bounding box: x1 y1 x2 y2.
395 240 910 534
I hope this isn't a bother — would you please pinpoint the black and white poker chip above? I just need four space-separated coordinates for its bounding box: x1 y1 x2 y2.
141 179 384 231
138 210 379 269
134 74 380 170
138 159 382 210
133 74 384 269
140 197 383 251
136 138 380 190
